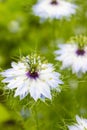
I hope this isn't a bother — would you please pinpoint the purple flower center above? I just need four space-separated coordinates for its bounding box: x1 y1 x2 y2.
26 71 39 79
76 49 85 56
50 0 58 5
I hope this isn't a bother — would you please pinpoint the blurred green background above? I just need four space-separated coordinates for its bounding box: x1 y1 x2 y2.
0 0 87 130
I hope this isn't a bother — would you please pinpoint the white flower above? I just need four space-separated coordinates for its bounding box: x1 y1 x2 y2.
8 20 20 33
32 0 77 20
55 43 87 74
68 115 87 130
1 55 62 101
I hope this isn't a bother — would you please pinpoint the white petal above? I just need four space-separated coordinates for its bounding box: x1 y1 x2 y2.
29 81 41 101
68 125 79 130
37 80 52 99
14 80 29 99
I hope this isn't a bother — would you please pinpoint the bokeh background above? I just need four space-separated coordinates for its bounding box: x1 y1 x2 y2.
0 0 87 130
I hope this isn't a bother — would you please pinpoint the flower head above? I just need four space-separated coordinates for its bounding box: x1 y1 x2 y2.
1 54 62 101
55 35 87 74
32 0 77 20
68 115 87 130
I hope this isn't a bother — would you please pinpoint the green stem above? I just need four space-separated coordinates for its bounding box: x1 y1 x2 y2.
31 100 40 130
51 20 56 43
34 106 39 130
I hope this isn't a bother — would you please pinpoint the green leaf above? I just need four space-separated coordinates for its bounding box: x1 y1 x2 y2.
0 104 10 123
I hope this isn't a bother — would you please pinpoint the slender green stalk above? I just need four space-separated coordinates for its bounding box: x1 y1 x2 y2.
34 107 39 130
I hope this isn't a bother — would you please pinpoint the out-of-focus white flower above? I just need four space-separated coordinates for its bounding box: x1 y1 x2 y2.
68 115 87 130
32 0 77 20
68 79 78 89
55 36 87 75
1 55 63 101
8 20 20 33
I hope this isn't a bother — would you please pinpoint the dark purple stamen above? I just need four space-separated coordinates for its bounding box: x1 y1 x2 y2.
76 49 85 56
50 0 58 5
26 71 39 79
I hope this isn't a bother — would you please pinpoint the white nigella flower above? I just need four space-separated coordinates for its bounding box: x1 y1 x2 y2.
55 36 87 74
1 54 62 101
68 115 87 130
32 0 77 20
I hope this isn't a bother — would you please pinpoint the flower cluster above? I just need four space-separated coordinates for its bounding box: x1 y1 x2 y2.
0 0 87 129
1 35 87 101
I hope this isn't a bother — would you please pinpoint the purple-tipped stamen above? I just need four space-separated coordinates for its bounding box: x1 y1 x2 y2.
76 49 85 56
26 71 39 79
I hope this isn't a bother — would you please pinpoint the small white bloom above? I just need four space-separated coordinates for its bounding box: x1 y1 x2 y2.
32 0 77 20
55 41 87 74
68 115 87 130
8 20 20 33
1 55 62 101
